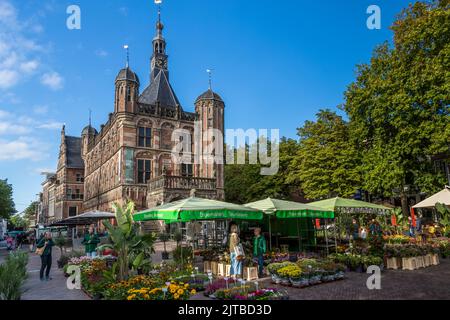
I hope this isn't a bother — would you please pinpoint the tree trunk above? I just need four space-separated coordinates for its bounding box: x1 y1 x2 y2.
401 192 409 217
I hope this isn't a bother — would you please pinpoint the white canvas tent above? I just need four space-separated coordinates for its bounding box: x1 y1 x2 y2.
413 187 450 209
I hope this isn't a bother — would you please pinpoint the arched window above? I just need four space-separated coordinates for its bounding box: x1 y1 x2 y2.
126 86 131 102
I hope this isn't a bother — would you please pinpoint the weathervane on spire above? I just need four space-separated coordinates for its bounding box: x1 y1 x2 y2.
123 44 129 67
155 0 162 20
206 69 214 90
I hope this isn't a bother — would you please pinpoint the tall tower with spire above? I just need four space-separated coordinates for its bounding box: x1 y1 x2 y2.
150 8 168 81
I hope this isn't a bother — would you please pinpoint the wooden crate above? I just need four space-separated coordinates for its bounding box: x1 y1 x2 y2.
203 261 212 273
243 267 259 281
211 261 219 276
386 257 401 270
402 257 417 271
225 265 231 277
424 255 432 267
431 254 440 266
416 256 425 269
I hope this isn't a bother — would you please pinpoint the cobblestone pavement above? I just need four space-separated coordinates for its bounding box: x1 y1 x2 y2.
193 258 450 300
0 248 90 300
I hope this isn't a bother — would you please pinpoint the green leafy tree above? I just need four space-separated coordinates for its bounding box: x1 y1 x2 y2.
344 0 450 214
9 214 28 230
225 138 302 203
287 110 362 200
0 179 15 219
23 201 38 225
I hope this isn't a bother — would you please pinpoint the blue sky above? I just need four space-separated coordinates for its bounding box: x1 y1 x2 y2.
0 0 413 212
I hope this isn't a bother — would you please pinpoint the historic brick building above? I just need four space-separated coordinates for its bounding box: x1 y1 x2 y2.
40 12 224 222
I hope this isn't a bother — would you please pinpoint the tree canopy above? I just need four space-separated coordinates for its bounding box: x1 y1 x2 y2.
0 179 15 219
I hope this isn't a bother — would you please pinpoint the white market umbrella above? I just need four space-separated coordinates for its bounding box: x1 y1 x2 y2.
413 187 450 209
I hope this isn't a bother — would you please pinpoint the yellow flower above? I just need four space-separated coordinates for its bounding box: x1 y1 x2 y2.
191 289 197 295
177 289 184 295
174 293 179 300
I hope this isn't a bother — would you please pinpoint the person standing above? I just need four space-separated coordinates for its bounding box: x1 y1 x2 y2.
82 226 100 258
36 232 54 281
408 216 415 237
229 224 242 279
29 232 36 253
253 227 267 278
351 219 360 240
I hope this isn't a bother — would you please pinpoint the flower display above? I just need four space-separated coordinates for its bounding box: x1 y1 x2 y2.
126 282 192 301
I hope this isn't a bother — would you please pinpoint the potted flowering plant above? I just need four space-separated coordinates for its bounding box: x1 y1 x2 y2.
276 265 295 286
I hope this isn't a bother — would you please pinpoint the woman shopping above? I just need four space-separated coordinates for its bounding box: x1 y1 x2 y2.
229 224 243 279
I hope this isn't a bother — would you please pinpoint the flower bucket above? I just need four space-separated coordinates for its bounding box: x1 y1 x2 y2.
271 274 281 284
308 275 322 285
280 278 291 286
291 278 309 288
321 274 335 282
335 271 345 280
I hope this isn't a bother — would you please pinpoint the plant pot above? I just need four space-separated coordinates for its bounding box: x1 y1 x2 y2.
280 278 291 286
335 272 345 280
161 251 170 260
322 274 335 282
271 274 281 284
290 278 308 288
308 275 322 285
424 254 432 267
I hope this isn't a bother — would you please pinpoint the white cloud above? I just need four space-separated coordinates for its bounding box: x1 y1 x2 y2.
0 0 46 90
95 49 108 57
33 105 49 115
0 69 19 89
37 121 64 130
0 109 11 118
40 71 63 90
0 122 30 135
20 60 39 73
0 137 48 161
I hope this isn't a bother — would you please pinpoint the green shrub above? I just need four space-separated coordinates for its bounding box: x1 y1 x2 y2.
172 245 193 268
0 251 29 300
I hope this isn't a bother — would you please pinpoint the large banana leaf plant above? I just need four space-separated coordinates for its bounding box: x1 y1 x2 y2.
435 203 450 237
100 202 156 281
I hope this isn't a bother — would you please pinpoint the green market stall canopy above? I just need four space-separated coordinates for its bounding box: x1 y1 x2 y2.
133 197 263 223
309 197 392 215
244 198 334 219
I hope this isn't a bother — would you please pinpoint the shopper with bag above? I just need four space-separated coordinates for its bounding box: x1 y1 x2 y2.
36 232 55 281
229 224 243 279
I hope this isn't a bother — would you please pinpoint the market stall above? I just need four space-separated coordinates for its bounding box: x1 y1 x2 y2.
412 187 450 209
244 198 334 252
